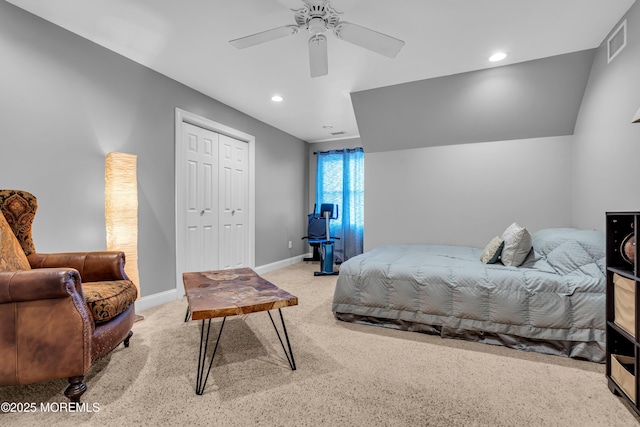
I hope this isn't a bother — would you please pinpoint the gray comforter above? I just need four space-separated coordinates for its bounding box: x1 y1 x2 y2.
332 228 606 362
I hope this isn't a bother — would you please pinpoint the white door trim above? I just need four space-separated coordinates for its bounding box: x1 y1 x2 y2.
174 108 256 298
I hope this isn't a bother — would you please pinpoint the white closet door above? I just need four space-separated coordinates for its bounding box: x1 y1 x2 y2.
218 134 249 269
176 110 255 299
183 122 219 273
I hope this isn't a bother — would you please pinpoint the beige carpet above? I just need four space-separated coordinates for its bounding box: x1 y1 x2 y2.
1 262 639 426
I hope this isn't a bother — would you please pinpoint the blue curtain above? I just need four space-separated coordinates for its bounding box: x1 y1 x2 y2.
316 147 364 262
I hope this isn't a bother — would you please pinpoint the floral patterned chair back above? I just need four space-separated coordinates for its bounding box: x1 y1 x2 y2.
0 190 38 256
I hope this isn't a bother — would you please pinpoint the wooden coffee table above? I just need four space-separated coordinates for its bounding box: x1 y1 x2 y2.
183 267 298 395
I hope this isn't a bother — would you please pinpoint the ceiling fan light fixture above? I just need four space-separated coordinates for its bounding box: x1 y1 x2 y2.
308 17 326 34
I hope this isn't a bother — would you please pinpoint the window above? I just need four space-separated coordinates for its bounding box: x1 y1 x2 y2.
316 147 364 261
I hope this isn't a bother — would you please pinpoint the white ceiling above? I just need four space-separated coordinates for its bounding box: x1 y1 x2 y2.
5 0 636 143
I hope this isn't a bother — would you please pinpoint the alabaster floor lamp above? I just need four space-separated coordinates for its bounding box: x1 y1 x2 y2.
105 152 140 308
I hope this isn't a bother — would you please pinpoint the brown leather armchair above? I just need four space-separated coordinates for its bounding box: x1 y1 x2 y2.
0 190 138 401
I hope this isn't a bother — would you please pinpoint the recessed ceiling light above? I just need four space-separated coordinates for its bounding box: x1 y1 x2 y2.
489 52 507 62
271 95 283 102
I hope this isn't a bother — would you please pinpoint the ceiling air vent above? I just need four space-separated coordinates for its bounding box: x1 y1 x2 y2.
330 131 347 136
608 19 627 63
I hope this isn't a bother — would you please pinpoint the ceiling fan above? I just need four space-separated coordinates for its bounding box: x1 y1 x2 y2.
229 0 405 78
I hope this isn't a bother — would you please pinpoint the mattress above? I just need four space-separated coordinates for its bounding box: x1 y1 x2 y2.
332 228 606 362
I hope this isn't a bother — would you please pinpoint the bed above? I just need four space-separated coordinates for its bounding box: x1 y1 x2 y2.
332 227 606 362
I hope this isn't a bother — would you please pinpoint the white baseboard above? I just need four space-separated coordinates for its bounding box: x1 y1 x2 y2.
254 253 311 275
135 288 179 313
134 254 311 312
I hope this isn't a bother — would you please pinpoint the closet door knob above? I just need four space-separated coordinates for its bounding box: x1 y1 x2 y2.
200 210 205 216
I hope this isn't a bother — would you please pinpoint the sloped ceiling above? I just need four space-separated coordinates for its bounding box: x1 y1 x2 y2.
351 49 596 152
3 0 636 143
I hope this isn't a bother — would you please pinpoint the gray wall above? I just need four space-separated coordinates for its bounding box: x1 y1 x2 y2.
365 136 573 250
0 2 308 297
572 3 640 230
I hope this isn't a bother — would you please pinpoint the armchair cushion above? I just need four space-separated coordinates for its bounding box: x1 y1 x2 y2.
82 280 138 323
0 212 30 272
28 251 137 323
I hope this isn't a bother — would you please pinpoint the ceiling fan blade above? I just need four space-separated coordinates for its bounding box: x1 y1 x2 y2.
229 25 299 49
334 22 405 58
309 34 328 78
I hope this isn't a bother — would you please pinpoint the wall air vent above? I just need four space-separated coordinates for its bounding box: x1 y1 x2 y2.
608 19 627 63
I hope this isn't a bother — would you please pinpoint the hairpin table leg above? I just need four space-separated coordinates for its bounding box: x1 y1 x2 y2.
195 317 226 395
267 309 296 371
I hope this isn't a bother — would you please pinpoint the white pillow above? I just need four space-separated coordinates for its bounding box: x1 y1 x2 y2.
500 223 532 267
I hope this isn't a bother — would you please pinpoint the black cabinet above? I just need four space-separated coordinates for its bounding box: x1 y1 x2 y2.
606 212 639 413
